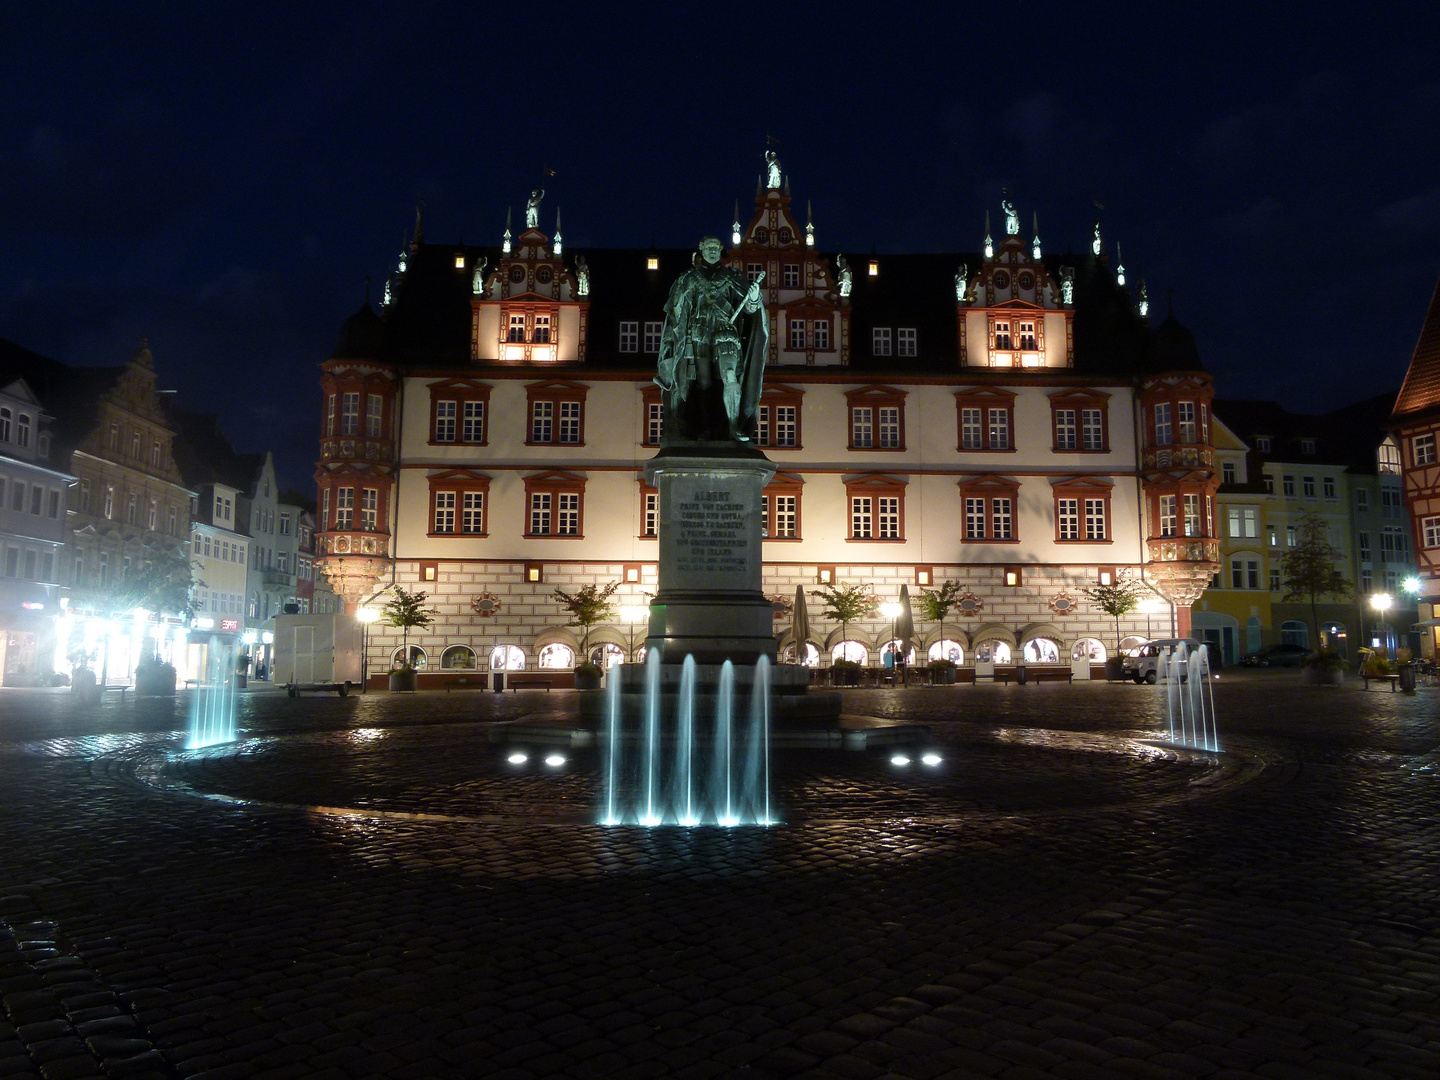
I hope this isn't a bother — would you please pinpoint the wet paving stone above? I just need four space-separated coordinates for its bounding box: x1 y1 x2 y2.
0 675 1436 1077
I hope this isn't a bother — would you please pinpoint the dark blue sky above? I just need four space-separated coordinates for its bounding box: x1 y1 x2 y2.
3 2 1438 493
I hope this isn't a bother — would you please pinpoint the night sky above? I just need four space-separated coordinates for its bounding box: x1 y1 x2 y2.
3 2 1438 494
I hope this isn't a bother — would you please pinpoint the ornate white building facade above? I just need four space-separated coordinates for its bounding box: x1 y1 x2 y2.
316 158 1218 685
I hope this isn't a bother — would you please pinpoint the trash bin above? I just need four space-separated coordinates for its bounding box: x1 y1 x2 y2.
1015 662 1028 685
492 671 506 692
1399 663 1417 692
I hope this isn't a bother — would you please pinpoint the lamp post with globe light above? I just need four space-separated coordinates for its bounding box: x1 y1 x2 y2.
1370 593 1394 660
356 607 379 692
619 605 648 661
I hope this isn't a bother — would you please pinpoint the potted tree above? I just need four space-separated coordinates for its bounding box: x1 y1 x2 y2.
382 586 437 691
135 652 177 697
1280 511 1351 685
67 630 101 705
918 581 962 684
551 581 620 690
815 581 878 686
1082 578 1142 682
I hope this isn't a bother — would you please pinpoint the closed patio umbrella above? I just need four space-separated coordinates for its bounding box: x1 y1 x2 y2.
793 585 810 663
896 584 916 661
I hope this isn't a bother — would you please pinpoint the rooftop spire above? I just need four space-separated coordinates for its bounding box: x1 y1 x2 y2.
502 207 512 255
553 207 562 255
984 211 993 259
806 200 815 247
732 200 741 247
1031 211 1041 260
1115 242 1125 286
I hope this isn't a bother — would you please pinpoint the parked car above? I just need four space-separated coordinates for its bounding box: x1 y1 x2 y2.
1238 643 1314 668
1122 638 1209 684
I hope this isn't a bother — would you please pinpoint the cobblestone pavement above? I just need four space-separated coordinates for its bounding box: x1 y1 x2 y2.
0 673 1437 1079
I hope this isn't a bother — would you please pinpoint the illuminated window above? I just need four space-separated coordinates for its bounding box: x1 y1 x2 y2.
851 497 872 539
1159 494 1176 537
1058 498 1079 540
643 491 658 537
1183 494 1201 537
335 488 354 530
851 407 873 448
1017 321 1036 350
360 489 378 531
868 259 878 276
646 256 659 270
454 254 466 269
994 321 1012 350
434 492 455 533
530 492 551 534
1378 438 1401 474
532 314 551 344
774 405 797 447
508 313 527 343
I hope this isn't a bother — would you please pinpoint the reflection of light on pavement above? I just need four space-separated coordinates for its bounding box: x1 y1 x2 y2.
349 728 385 743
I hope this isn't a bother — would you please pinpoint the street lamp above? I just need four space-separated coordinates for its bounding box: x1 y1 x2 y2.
1370 593 1394 658
1403 576 1421 596
619 605 647 662
356 607 380 692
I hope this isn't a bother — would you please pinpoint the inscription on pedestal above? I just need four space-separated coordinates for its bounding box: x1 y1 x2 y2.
674 489 750 575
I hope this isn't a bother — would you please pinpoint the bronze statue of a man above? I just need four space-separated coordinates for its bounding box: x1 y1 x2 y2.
654 235 768 443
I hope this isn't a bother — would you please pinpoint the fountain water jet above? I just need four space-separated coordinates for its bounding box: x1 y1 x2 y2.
1159 641 1219 751
186 635 239 749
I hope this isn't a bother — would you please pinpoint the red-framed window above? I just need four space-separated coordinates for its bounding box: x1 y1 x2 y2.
427 470 490 537
640 385 664 447
429 380 491 445
525 381 589 446
1052 478 1114 543
638 481 659 539
756 385 804 449
762 473 804 541
1049 389 1110 453
957 476 1021 542
845 475 907 541
845 385 907 451
524 471 587 538
955 388 1017 452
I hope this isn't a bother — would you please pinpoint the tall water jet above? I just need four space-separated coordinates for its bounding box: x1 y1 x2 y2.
749 656 772 825
674 655 697 825
187 635 238 749
714 660 736 826
603 665 622 825
640 649 662 826
1159 641 1219 752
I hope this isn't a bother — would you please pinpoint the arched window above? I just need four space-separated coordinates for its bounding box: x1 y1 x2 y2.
390 646 427 670
538 643 576 668
784 641 820 666
588 643 624 669
1023 638 1060 663
489 644 526 670
928 639 964 664
974 640 1012 664
831 641 868 665
1280 621 1309 648
1119 635 1147 656
880 640 916 666
440 645 476 670
1072 638 1107 662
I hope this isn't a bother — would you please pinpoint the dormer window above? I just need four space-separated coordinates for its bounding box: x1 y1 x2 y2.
1300 438 1316 455
454 254 466 269
646 257 659 271
1378 437 1401 474
868 259 879 276
1255 436 1272 453
754 228 768 244
777 228 792 245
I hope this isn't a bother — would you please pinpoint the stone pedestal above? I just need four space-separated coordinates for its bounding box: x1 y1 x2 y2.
644 444 776 665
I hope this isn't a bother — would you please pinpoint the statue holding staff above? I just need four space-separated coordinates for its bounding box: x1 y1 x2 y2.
654 236 768 443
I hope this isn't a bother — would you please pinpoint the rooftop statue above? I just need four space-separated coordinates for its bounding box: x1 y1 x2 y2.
954 263 969 303
1060 266 1075 305
471 256 487 296
526 189 545 229
1002 198 1019 236
654 236 768 443
575 255 590 297
765 150 782 190
1092 221 1102 257
836 253 853 298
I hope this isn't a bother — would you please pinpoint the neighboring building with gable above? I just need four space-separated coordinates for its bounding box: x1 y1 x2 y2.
1392 277 1440 658
315 153 1220 685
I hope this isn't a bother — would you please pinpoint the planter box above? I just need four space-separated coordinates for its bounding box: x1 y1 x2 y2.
388 669 418 692
1301 665 1345 686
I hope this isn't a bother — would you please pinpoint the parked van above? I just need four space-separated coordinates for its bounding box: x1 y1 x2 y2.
1122 638 1209 684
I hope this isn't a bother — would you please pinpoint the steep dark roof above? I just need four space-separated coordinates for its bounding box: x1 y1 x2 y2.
1213 399 1349 468
1320 391 1403 474
369 241 1197 380
0 335 124 454
330 300 388 362
167 406 264 493
1393 275 1440 421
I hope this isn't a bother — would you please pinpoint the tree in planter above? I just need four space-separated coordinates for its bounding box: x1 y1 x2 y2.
551 581 621 669
382 587 438 669
917 580 963 664
1279 510 1352 659
815 582 878 663
1081 578 1142 657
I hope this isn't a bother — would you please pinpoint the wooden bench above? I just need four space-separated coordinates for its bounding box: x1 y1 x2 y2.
442 676 486 691
1361 673 1401 691
507 679 552 692
103 684 129 700
1028 669 1074 685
